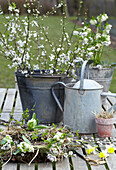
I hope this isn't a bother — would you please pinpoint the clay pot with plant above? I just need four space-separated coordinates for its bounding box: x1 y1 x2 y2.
95 110 115 137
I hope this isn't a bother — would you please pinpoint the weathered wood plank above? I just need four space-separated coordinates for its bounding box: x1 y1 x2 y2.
14 92 23 113
0 88 7 110
0 112 10 122
2 89 16 112
107 93 116 106
106 153 116 170
13 113 22 121
56 158 70 170
20 163 35 170
102 98 112 111
111 125 116 137
38 162 52 170
71 148 88 170
2 163 17 170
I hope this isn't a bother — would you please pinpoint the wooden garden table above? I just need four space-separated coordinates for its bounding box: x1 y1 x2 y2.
0 88 116 170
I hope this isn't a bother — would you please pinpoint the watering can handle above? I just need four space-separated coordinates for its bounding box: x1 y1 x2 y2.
51 82 66 113
80 60 89 90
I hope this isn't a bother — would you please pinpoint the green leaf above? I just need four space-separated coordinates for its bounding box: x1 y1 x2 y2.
32 113 36 119
12 2 16 8
22 135 31 145
76 130 80 137
13 149 20 155
52 123 57 129
0 139 7 145
36 119 39 125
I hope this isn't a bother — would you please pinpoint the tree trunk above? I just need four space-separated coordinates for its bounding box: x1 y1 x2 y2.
56 0 61 15
56 0 69 17
63 0 69 17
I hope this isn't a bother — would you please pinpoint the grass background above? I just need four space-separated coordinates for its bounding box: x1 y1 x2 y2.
0 16 116 92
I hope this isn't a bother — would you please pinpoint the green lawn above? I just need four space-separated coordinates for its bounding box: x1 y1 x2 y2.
0 16 116 92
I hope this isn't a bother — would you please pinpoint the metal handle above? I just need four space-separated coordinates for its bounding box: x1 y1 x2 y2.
101 92 116 97
51 82 66 113
80 60 89 90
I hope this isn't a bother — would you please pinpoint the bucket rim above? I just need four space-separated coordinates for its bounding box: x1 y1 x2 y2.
65 82 103 91
15 71 70 78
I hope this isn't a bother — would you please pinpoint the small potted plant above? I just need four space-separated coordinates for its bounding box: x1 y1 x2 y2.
95 109 114 137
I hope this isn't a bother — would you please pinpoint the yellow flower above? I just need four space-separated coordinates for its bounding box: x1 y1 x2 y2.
106 145 115 154
99 152 106 158
99 150 109 159
86 146 96 154
108 147 114 153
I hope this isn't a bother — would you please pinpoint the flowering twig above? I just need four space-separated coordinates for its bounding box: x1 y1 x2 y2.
2 148 12 167
28 149 39 165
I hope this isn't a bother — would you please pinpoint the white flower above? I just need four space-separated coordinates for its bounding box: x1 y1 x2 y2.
1 142 11 150
68 151 73 156
87 52 93 57
8 6 13 12
106 24 112 30
17 40 25 47
27 118 37 130
25 52 30 60
90 19 97 25
65 33 69 38
73 30 79 35
18 142 34 153
102 41 111 46
33 33 37 37
86 28 91 33
15 9 19 13
1 135 13 150
42 51 46 56
33 64 39 70
57 48 61 52
82 31 88 37
53 132 63 141
96 65 102 69
95 33 101 39
50 54 55 61
27 9 31 13
95 43 102 50
73 57 83 63
87 46 95 51
50 147 58 155
47 154 57 162
57 3 63 8
63 153 68 158
97 13 108 22
83 38 88 44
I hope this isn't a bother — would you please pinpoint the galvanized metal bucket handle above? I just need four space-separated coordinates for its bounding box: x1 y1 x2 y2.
52 60 89 112
80 60 89 90
51 82 66 113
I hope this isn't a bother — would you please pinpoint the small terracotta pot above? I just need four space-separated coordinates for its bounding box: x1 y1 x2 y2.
95 117 114 137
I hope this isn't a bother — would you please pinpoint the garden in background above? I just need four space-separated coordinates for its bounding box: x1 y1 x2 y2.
0 15 116 92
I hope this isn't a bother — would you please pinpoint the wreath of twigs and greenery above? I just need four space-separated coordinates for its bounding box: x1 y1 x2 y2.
0 111 116 167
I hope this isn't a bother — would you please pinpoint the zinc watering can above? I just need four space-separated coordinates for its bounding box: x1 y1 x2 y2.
52 60 116 134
